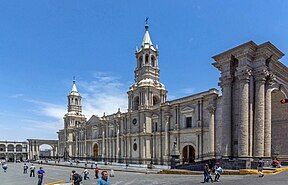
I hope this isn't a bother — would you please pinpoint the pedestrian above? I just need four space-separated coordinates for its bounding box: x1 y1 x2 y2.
214 163 223 182
91 163 94 169
37 167 45 185
71 170 83 185
202 164 213 183
258 158 264 177
97 170 111 185
2 163 8 172
23 163 28 174
95 164 100 179
83 168 90 180
85 161 88 168
109 169 115 177
30 164 36 177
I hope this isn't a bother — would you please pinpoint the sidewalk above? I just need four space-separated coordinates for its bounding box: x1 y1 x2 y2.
35 160 167 174
35 160 288 176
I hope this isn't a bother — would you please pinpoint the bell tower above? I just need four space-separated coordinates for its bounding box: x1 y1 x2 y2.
128 20 167 111
63 79 86 157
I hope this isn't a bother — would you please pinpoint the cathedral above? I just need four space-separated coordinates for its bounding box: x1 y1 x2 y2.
56 22 288 167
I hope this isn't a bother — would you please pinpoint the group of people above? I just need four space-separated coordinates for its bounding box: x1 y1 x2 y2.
22 163 45 185
70 164 113 185
202 162 223 183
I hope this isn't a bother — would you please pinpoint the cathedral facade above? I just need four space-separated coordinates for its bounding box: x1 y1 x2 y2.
57 23 288 166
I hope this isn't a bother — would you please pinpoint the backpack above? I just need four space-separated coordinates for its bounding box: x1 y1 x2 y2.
74 173 83 183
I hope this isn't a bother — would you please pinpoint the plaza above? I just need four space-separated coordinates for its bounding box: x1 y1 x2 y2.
1 162 288 185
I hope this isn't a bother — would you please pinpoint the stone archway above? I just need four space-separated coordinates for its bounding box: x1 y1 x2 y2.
93 144 99 158
271 89 288 158
27 139 58 160
182 145 195 164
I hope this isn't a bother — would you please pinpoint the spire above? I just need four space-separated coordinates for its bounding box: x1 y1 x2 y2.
69 77 80 97
141 17 155 50
71 77 78 92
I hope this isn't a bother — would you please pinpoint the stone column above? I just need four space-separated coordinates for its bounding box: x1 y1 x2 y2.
207 105 216 156
164 116 169 157
102 130 105 158
75 132 78 157
254 75 266 157
116 127 120 161
220 77 233 157
237 71 250 157
264 84 273 157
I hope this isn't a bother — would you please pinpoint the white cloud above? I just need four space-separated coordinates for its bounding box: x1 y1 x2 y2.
12 71 128 140
24 99 66 122
79 72 128 118
9 93 24 98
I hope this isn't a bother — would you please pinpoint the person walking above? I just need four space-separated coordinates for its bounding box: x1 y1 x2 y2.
97 170 111 185
83 168 90 180
71 170 82 185
2 163 8 172
30 164 36 177
202 164 213 183
23 163 28 174
258 158 264 177
214 163 223 182
37 167 45 185
95 164 100 179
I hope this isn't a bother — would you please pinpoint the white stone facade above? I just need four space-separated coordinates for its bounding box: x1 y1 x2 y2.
57 25 288 165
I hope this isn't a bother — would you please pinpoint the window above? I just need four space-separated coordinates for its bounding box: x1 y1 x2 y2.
139 56 143 68
133 143 137 151
145 54 149 64
151 56 155 67
132 118 137 125
186 117 192 128
153 122 158 132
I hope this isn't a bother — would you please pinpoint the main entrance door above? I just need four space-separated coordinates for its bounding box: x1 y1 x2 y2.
182 145 195 164
93 144 99 158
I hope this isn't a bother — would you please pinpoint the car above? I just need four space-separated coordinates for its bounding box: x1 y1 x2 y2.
16 159 21 163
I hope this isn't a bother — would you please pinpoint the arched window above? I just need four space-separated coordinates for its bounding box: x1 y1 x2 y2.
145 54 149 64
75 98 78 105
151 56 155 67
139 56 143 68
153 96 160 106
133 143 137 151
133 96 140 110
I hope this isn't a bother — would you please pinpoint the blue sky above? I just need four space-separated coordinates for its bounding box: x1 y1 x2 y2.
1 0 288 141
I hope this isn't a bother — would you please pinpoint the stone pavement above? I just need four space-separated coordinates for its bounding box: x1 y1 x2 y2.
1 162 288 185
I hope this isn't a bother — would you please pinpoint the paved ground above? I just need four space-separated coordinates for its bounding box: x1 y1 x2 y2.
0 163 288 185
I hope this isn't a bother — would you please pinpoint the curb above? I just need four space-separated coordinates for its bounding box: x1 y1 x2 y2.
33 162 158 174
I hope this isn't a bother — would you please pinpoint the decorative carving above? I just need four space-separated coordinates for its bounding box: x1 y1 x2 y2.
219 76 233 87
236 68 252 81
207 105 216 114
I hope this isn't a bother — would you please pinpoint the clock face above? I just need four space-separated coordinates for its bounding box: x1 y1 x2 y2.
132 118 137 125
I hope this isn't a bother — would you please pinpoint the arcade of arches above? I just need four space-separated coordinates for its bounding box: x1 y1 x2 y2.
0 141 28 162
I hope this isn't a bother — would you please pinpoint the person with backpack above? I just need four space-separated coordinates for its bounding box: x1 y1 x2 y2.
95 164 100 179
83 168 90 180
23 163 28 174
71 170 82 185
